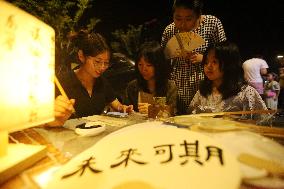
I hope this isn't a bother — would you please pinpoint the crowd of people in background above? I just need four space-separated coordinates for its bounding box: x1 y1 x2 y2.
243 55 282 110
47 0 283 127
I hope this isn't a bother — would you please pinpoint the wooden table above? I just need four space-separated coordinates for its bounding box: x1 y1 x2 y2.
1 127 70 189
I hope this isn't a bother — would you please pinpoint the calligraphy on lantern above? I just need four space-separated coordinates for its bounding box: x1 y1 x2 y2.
62 139 224 179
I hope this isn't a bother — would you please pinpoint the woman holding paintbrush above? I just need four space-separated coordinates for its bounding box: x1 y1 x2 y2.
47 30 133 127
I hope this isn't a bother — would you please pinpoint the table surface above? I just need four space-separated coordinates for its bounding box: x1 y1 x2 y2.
1 113 284 189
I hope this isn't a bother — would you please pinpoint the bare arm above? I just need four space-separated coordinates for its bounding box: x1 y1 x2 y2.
110 98 133 113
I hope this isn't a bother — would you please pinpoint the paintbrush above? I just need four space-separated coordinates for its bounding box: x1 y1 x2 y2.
54 75 76 116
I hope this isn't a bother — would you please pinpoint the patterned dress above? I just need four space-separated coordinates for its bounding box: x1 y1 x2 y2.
188 85 267 114
161 15 226 114
264 80 280 110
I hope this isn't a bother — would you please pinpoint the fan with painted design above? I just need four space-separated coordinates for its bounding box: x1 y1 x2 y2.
164 32 205 59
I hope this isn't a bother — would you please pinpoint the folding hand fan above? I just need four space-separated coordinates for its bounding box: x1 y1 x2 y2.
164 32 205 59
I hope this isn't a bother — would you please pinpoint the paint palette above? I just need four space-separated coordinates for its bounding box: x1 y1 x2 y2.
75 122 106 137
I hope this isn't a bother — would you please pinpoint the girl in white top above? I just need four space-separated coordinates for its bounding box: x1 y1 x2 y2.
264 72 280 110
188 41 267 118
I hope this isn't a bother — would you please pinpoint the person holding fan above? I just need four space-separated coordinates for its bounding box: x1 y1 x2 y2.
161 0 226 114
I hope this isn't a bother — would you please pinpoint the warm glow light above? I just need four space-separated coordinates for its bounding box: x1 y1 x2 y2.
277 55 284 59
0 1 55 183
34 166 61 188
0 1 55 133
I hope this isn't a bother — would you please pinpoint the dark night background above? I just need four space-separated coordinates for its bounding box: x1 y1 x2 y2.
86 0 284 72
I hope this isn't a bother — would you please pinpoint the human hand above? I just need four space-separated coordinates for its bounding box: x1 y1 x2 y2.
46 95 75 127
119 104 134 113
138 103 150 114
273 96 277 101
183 51 203 64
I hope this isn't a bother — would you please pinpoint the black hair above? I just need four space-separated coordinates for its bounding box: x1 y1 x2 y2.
172 0 203 16
135 41 171 96
268 72 279 82
200 41 246 99
69 30 110 57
